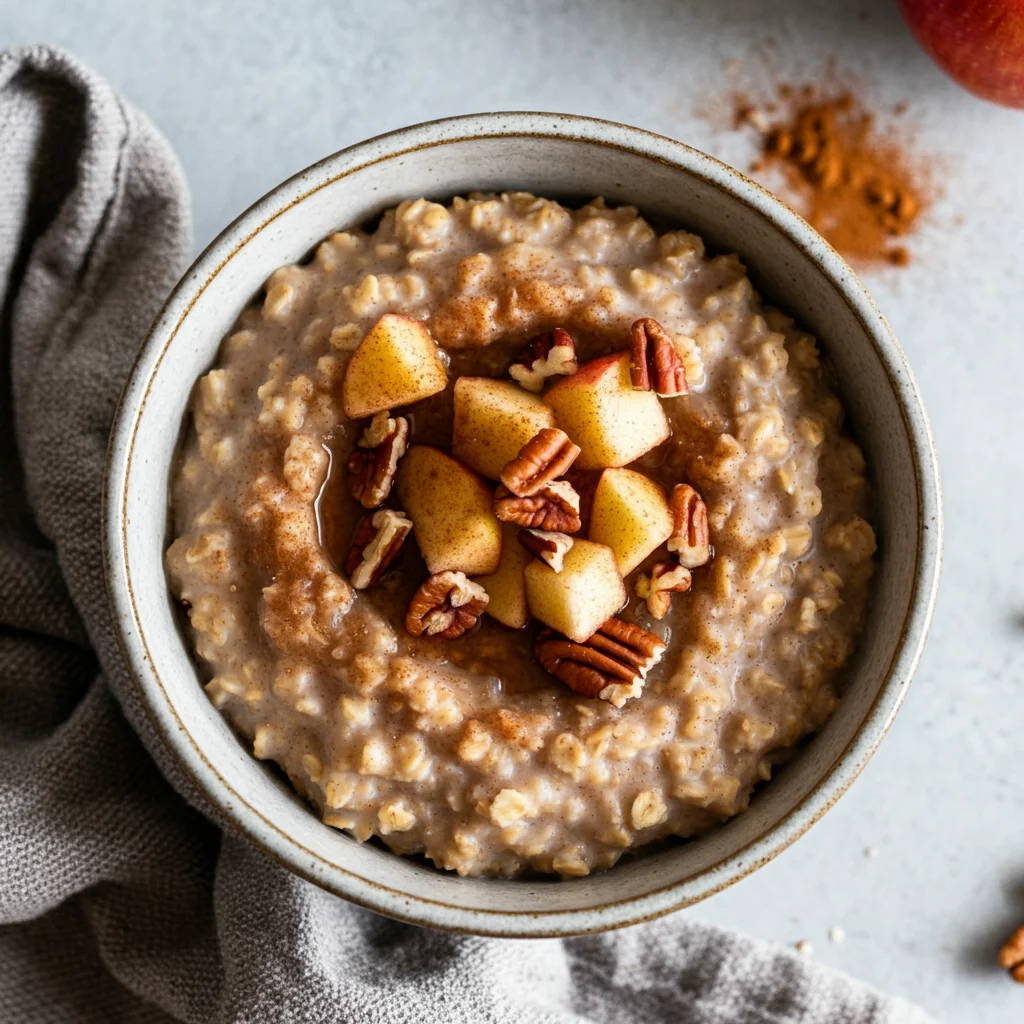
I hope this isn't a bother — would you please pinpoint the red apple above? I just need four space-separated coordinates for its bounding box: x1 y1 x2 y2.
898 0 1024 109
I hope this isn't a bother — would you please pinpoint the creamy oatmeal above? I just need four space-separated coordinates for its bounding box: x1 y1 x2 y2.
166 193 876 878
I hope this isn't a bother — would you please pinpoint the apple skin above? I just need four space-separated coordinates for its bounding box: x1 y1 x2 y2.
543 352 670 470
898 0 1024 108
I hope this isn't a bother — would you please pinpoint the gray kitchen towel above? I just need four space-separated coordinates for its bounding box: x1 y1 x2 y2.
0 44 934 1024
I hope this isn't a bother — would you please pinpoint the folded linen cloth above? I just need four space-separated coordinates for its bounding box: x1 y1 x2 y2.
0 44 935 1024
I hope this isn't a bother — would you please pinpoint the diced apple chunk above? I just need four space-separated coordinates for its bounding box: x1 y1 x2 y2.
543 352 670 469
396 446 501 575
588 468 674 575
452 377 556 480
342 313 448 418
474 523 532 629
524 539 626 643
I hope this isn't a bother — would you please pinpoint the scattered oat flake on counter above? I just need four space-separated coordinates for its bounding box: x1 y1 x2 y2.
864 845 880 859
729 83 936 270
829 926 846 945
795 940 814 957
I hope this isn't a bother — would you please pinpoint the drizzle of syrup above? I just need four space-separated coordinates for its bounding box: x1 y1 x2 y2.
313 442 334 554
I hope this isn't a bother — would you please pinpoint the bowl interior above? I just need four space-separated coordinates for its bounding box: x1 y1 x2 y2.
110 118 935 935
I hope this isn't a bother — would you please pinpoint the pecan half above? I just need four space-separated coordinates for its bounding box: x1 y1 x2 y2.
999 925 1024 983
517 529 573 572
535 618 666 707
493 479 581 533
347 411 409 508
406 571 489 639
500 428 581 497
629 318 688 397
345 509 413 589
667 483 712 567
636 562 692 619
508 327 578 392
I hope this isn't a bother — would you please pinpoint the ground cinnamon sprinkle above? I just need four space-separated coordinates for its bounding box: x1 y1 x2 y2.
735 86 931 268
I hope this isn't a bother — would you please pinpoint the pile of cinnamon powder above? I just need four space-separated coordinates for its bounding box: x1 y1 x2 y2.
735 87 931 268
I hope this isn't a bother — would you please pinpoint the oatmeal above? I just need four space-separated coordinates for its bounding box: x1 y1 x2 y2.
166 193 876 878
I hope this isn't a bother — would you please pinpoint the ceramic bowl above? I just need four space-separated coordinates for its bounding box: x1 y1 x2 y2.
104 112 942 936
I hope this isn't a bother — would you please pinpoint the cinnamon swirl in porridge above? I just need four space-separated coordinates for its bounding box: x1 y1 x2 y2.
166 193 875 877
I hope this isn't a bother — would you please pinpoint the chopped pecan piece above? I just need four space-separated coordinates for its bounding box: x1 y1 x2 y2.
493 479 582 533
500 427 581 497
629 318 688 397
667 483 712 567
406 571 489 639
345 509 413 589
359 410 402 448
999 925 1024 983
517 529 574 572
508 327 578 392
636 562 692 619
347 411 409 508
534 617 666 707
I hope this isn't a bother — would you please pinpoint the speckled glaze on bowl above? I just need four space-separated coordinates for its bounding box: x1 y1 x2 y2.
104 113 942 937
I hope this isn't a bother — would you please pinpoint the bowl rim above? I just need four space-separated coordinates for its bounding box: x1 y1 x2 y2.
103 110 943 937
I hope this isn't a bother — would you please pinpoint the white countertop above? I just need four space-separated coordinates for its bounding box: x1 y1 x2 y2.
6 0 1023 1019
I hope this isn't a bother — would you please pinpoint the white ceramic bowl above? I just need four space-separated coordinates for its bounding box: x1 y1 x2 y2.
104 112 942 936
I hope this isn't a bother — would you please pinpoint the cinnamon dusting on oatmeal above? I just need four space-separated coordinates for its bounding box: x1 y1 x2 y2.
168 191 877 879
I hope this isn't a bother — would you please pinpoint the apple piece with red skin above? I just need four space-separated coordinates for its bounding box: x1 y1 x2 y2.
543 352 670 470
899 0 1024 109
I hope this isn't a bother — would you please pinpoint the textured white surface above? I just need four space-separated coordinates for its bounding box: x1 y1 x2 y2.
4 0 1023 1018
